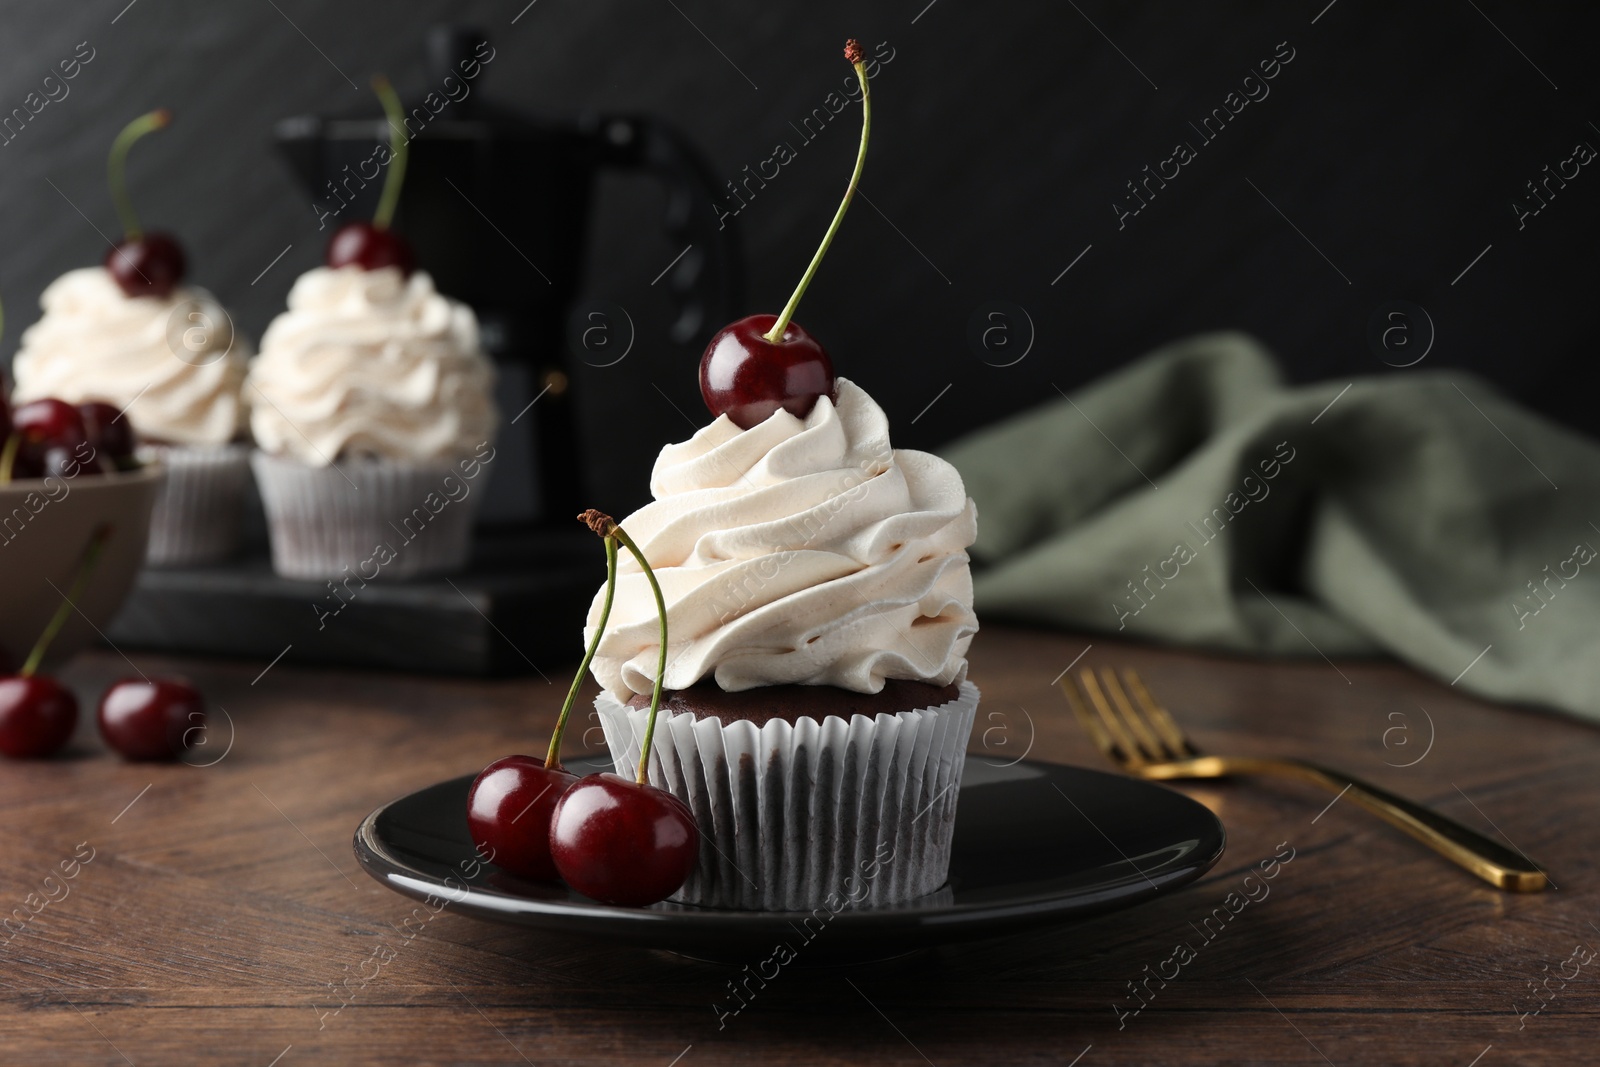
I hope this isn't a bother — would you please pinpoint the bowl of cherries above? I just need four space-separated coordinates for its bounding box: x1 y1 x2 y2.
0 380 163 671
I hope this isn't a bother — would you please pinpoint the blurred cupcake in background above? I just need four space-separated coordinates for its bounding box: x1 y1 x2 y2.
246 264 498 581
246 76 498 582
12 109 253 567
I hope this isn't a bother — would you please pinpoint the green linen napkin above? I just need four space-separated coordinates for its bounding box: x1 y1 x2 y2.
941 331 1600 719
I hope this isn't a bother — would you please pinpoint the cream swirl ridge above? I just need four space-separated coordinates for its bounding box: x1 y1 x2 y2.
246 267 498 465
12 267 250 445
586 378 978 698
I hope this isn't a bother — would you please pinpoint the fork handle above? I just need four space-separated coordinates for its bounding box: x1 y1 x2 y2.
1147 756 1547 891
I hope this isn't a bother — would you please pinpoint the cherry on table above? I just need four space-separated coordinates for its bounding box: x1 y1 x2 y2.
106 233 186 299
700 314 836 430
0 676 78 759
79 402 137 463
467 755 579 882
326 222 415 276
98 678 204 761
548 773 698 907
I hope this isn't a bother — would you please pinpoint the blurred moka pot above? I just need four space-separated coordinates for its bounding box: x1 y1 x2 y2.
274 25 741 524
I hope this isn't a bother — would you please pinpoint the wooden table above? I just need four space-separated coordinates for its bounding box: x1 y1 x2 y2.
2 624 1594 1065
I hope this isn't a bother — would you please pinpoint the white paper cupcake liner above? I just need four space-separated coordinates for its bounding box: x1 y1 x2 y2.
597 681 978 911
141 442 253 567
251 452 483 580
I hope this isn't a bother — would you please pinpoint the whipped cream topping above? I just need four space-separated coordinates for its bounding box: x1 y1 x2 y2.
586 378 978 698
246 267 497 465
12 267 250 445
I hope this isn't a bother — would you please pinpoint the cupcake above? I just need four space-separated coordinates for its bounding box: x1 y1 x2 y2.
11 266 252 566
245 264 498 580
593 378 980 910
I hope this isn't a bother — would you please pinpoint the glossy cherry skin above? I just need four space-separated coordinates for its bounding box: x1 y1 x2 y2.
105 232 186 299
326 222 415 276
700 314 836 430
98 678 204 761
467 755 580 882
13 399 87 447
549 773 699 907
0 676 78 759
79 402 136 463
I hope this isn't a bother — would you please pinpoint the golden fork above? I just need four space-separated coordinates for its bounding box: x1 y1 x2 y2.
1061 667 1547 892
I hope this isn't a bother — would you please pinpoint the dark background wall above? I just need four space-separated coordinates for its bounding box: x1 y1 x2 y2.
1 0 1595 515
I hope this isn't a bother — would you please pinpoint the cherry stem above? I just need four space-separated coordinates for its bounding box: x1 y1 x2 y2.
0 435 18 486
108 110 171 241
371 76 408 232
546 532 618 769
21 523 112 677
611 526 669 786
764 43 872 344
576 509 669 785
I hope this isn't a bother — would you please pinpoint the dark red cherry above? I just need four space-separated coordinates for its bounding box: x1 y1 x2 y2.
79 402 137 463
548 773 698 907
700 314 836 430
13 399 87 447
105 232 186 299
98 678 204 761
326 222 415 276
467 755 580 883
0 675 78 759
40 444 104 480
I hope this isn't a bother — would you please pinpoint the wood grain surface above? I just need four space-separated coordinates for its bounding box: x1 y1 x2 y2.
1 624 1594 1065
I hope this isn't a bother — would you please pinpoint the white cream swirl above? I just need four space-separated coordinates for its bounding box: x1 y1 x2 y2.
11 267 250 445
586 378 978 698
246 267 497 465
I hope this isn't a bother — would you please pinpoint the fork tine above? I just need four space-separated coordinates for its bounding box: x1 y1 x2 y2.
1058 676 1124 766
1098 668 1173 763
1122 669 1199 758
1075 669 1149 768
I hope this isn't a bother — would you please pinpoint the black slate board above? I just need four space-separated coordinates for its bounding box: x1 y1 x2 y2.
106 527 598 676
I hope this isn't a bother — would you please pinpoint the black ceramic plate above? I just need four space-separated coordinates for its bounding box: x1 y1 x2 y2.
354 756 1225 962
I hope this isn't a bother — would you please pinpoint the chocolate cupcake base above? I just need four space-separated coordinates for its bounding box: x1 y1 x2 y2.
597 680 978 912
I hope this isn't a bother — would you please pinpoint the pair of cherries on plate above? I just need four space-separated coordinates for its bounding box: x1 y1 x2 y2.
0 674 206 762
465 511 698 909
466 755 698 908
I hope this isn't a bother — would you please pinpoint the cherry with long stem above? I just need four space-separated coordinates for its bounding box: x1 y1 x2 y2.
326 76 416 274
104 110 186 298
0 524 113 759
465 512 620 882
699 40 872 429
549 510 697 908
